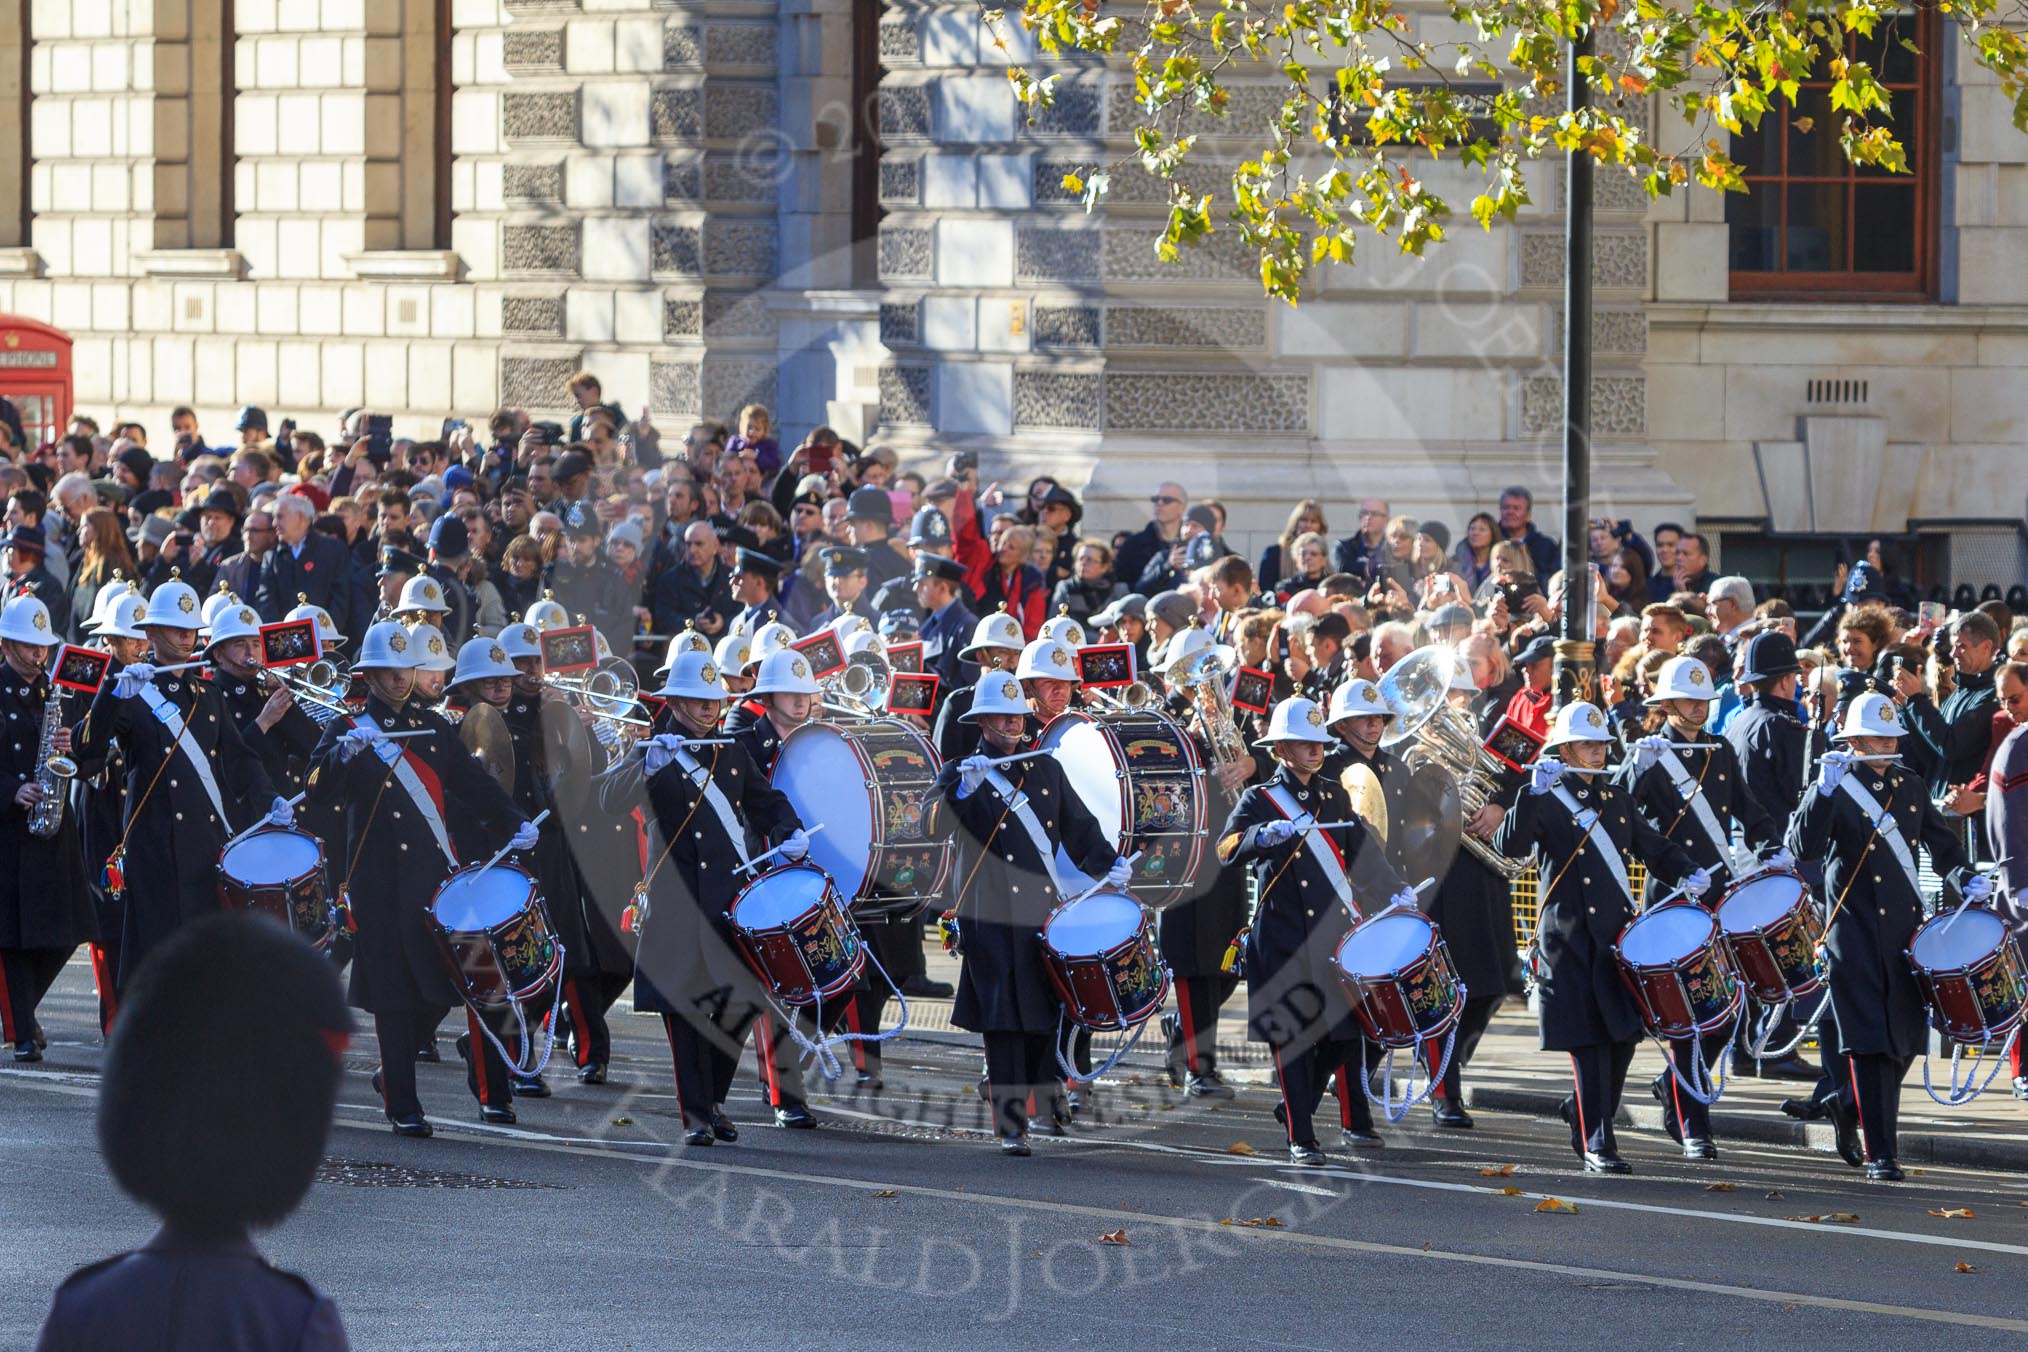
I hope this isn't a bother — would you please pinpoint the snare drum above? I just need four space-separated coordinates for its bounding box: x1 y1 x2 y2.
726 863 865 1007
426 862 561 1008
1615 903 1742 1038
771 719 952 919
1332 910 1464 1049
1714 868 1825 1003
1039 708 1206 910
216 827 335 951
1040 890 1170 1032
1908 907 2028 1045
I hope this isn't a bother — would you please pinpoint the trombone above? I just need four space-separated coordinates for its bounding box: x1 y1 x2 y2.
545 659 652 728
259 659 354 723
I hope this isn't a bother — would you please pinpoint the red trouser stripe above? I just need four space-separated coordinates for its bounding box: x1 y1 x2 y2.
466 1009 499 1106
0 957 16 1044
662 1017 689 1125
1333 1059 1356 1128
567 979 593 1067
88 946 117 1034
1847 1055 1872 1160
1176 984 1201 1075
756 1014 783 1105
1569 1053 1590 1150
1423 1036 1447 1098
1274 1046 1296 1143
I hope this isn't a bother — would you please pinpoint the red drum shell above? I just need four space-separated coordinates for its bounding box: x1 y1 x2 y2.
726 864 866 1007
1332 910 1464 1049
216 827 335 952
426 863 561 1009
1040 891 1170 1032
1614 903 1742 1039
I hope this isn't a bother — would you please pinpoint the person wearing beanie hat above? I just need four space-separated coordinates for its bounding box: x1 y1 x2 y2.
34 916 352 1349
1489 702 1704 1176
1216 696 1414 1166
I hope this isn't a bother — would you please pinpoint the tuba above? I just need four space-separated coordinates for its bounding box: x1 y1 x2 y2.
1376 645 1531 879
1175 642 1248 772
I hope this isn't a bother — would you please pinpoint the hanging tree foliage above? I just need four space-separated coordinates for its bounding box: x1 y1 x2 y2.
993 0 2028 302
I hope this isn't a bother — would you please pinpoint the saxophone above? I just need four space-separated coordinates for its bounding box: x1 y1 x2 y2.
26 683 75 839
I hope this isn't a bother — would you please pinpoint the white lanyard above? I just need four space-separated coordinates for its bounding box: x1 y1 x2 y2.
984 767 1068 893
1658 746 1731 863
1264 783 1352 904
358 715 457 866
137 683 231 829
1839 776 1923 896
1551 782 1635 906
675 746 751 867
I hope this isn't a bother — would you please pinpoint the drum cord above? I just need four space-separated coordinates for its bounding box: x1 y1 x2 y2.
1922 1026 2021 1107
1359 983 1466 1124
1647 1002 1745 1107
466 961 567 1082
1054 1002 1159 1086
1658 749 1715 842
1744 998 1820 1062
102 729 179 888
776 944 913 1082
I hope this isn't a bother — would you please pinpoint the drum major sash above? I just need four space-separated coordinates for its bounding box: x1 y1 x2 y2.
1550 782 1636 906
1838 774 1923 898
1263 783 1353 906
137 682 232 829
358 713 458 867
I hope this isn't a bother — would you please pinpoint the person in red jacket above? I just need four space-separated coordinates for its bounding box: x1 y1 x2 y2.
978 523 1047 639
1504 635 1556 740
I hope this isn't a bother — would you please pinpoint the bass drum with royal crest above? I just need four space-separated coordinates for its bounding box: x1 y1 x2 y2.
770 718 953 920
1039 707 1206 910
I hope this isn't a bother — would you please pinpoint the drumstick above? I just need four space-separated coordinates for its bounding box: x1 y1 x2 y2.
1066 850 1143 907
734 822 829 877
477 808 549 880
982 749 1052 768
220 791 308 853
150 660 214 675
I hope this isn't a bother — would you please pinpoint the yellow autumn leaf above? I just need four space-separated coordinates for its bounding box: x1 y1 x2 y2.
871 1190 898 1199
1789 1213 1860 1224
1498 1186 1521 1196
1956 1262 1977 1273
1793 115 1815 134
1480 1164 1517 1177
1704 1183 1736 1192
1098 1229 1131 1245
1929 1208 1975 1219
1535 1197 1577 1213
1227 1141 1258 1156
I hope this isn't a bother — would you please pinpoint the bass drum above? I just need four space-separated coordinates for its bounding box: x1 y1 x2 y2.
771 718 953 920
1039 708 1205 910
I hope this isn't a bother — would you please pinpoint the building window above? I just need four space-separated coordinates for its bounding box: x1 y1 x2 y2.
1726 7 1938 298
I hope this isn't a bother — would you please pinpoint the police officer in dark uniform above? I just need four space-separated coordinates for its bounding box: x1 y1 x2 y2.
309 621 538 1135
1152 630 1257 1102
806 546 871 634
868 505 950 619
423 513 476 648
0 596 95 1060
1492 701 1704 1174
1617 654 1784 1157
594 648 810 1146
1218 696 1414 1165
933 609 1024 763
35 916 351 1351
73 577 284 992
913 553 979 697
372 544 429 629
935 671 1126 1155
845 487 911 600
1787 692 1977 1181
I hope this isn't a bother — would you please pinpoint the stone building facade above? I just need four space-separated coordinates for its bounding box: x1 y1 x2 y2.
0 0 2021 588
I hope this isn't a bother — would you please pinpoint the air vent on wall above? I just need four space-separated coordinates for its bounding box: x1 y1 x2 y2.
1806 378 1868 405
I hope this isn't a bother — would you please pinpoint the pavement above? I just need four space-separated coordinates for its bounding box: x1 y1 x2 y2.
6 951 2028 1349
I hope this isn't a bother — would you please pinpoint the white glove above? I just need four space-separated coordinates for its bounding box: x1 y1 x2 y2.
1681 867 1712 901
111 663 156 699
955 754 992 800
1631 735 1671 773
266 796 295 828
1255 819 1299 848
509 820 542 852
779 828 810 863
1761 848 1796 873
642 733 683 776
1104 856 1134 889
1815 750 1854 797
1963 873 1995 905
1388 888 1417 912
1527 758 1566 796
338 724 388 763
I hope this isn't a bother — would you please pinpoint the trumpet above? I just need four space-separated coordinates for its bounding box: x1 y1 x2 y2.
259 659 353 723
545 661 651 728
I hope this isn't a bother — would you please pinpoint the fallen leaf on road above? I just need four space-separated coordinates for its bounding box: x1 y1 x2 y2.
1956 1262 1977 1274
870 1190 898 1199
1480 1164 1517 1177
609 1118 633 1126
1497 1186 1521 1196
1764 1190 1784 1200
1226 1141 1257 1156
1787 1213 1859 1225
1703 1183 1736 1192
1929 1208 1974 1219
1098 1230 1130 1246
1218 1216 1284 1228
960 1084 975 1095
1535 1198 1577 1213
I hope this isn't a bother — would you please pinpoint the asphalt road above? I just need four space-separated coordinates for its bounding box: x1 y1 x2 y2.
6 961 2028 1351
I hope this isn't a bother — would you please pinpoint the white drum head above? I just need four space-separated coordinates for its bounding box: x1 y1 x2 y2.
1042 716 1127 843
220 830 321 886
1716 873 1805 935
1043 891 1142 958
733 867 829 931
433 866 532 932
1620 904 1716 967
772 725 874 898
1912 908 2006 971
1337 911 1434 979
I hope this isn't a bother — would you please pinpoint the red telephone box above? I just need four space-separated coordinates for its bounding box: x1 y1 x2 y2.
0 315 72 450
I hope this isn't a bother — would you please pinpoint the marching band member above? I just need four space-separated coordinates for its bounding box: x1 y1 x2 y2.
1492 702 1703 1174
1154 631 1256 1101
934 671 1126 1155
78 592 151 1032
1787 692 1975 1181
1618 654 1784 1158
205 602 322 798
405 622 456 708
73 575 284 991
714 631 758 701
934 608 1026 762
308 621 539 1135
1015 637 1079 724
0 596 95 1060
594 649 810 1146
1218 696 1413 1166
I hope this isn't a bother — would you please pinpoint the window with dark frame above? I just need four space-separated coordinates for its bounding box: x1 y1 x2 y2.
1726 7 1938 298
